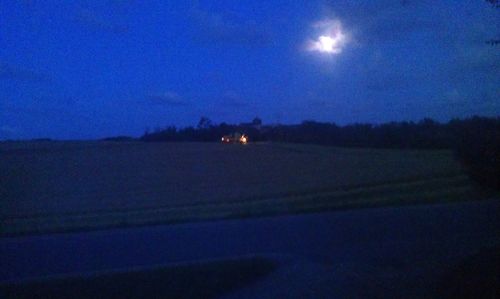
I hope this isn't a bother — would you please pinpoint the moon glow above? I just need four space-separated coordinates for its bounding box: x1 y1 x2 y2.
307 20 348 54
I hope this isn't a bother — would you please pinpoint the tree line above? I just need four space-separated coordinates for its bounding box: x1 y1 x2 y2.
141 116 497 148
141 116 499 190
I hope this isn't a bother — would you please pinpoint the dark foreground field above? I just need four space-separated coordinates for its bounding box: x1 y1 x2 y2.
1 256 278 299
1 200 499 298
0 141 491 235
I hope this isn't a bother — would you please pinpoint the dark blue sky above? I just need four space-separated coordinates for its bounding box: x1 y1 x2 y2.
1 0 499 139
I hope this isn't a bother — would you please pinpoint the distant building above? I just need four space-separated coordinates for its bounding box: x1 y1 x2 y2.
221 132 248 144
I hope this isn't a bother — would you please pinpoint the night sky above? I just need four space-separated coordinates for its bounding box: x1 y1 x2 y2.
1 1 499 139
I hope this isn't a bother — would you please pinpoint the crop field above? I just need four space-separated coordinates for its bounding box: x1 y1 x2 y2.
0 141 489 236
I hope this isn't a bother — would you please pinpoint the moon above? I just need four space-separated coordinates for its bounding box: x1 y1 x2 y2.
315 35 343 53
307 19 348 54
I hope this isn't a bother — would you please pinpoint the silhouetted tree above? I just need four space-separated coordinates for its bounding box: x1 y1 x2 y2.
252 117 262 126
197 117 212 129
452 117 500 191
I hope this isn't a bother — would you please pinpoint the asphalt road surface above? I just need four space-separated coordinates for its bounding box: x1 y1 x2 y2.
1 200 499 298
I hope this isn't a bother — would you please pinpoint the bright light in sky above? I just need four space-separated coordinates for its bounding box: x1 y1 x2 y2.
307 19 348 54
315 35 344 53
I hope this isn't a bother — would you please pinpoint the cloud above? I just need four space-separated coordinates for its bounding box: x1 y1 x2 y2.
220 91 248 107
456 49 500 76
363 17 438 43
191 8 271 46
365 73 414 92
442 89 466 106
0 62 49 82
321 1 442 44
0 96 83 117
106 0 136 9
34 96 80 107
448 33 500 78
148 91 188 106
75 8 129 34
0 125 19 140
0 125 17 134
439 89 500 117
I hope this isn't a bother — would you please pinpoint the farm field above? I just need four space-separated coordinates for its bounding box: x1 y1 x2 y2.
0 141 489 236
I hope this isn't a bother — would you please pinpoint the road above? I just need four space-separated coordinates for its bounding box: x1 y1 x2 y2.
1 200 499 298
